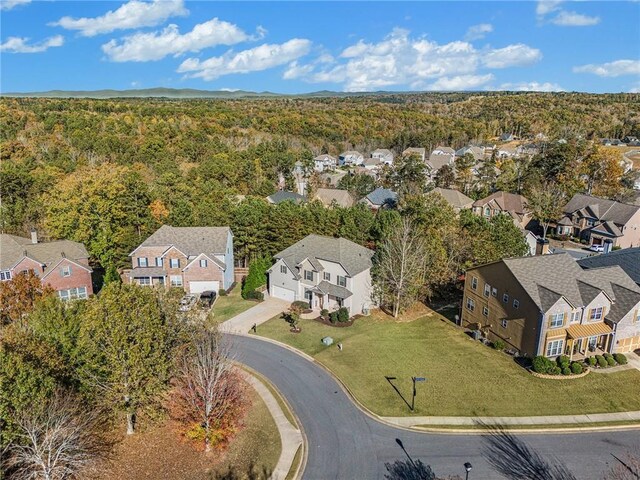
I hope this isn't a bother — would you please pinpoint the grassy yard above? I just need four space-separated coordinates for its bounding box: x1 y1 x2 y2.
208 285 259 326
254 308 640 418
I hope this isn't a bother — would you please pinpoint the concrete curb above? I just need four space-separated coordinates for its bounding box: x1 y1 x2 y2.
238 369 305 480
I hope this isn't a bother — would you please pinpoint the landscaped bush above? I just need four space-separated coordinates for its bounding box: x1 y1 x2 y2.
556 355 570 369
320 308 329 319
595 355 607 368
336 307 350 323
606 355 616 366
587 356 597 367
548 365 561 375
492 340 506 351
329 311 338 324
218 288 228 297
532 356 554 374
292 300 310 310
614 353 628 365
562 366 571 375
571 362 583 374
244 290 264 301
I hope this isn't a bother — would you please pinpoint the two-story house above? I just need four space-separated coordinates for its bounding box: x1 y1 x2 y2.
267 234 375 316
402 147 426 162
461 253 640 358
313 154 338 172
472 191 530 229
0 232 93 300
371 149 394 165
555 194 640 249
128 225 234 294
338 150 364 166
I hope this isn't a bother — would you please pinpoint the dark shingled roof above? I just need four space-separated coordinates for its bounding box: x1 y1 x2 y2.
563 194 640 226
578 248 640 285
0 234 90 271
362 187 397 207
135 225 230 256
267 191 307 205
473 191 528 215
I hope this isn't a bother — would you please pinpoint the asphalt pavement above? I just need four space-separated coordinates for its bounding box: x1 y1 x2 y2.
230 334 640 480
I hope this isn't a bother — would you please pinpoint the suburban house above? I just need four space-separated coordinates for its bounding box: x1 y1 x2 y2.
339 150 364 166
432 146 455 157
267 234 375 315
426 153 455 181
555 194 640 249
267 191 307 205
578 248 640 286
455 145 484 161
128 225 234 294
431 187 473 212
320 170 348 188
472 191 531 229
461 253 640 357
362 158 383 171
314 188 355 208
371 148 394 165
360 187 398 210
0 232 93 300
402 147 426 162
313 154 337 172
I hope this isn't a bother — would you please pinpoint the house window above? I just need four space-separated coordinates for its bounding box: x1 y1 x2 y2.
324 272 331 281
471 277 478 290
635 311 640 324
501 319 508 328
466 298 475 311
549 313 564 328
170 275 183 287
484 207 491 217
570 311 581 323
170 258 180 269
58 287 87 301
589 307 604 321
483 284 490 297
304 270 314 281
337 275 347 287
138 277 151 286
155 257 163 267
280 265 287 274
502 293 509 303
546 339 564 357
336 297 344 307
60 265 71 277
482 306 489 317
199 259 208 268
138 257 148 268
513 299 519 309
491 287 497 297
0 270 11 281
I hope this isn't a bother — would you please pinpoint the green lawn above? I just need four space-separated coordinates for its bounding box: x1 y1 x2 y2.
255 311 640 417
208 285 259 325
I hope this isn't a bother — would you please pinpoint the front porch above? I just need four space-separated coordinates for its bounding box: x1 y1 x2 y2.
303 282 353 315
565 322 614 362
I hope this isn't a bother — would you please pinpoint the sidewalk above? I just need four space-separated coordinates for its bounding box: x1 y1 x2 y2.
239 370 304 480
219 296 289 334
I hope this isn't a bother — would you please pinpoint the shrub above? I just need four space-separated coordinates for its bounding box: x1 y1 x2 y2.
244 290 264 301
571 362 583 374
595 355 607 368
336 307 350 323
556 355 570 368
292 300 310 310
612 245 622 251
562 366 571 376
548 365 561 375
532 356 553 374
613 353 628 365
586 356 597 367
218 288 228 297
329 311 338 324
242 256 271 299
320 308 329 319
606 355 616 366
492 340 506 351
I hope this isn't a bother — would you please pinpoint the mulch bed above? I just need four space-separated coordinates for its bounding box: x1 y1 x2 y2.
311 315 358 328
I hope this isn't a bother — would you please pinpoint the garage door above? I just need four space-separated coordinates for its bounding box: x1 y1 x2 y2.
616 335 640 353
271 285 295 302
190 281 219 295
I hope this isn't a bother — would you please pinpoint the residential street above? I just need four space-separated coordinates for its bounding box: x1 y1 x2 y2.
230 334 640 480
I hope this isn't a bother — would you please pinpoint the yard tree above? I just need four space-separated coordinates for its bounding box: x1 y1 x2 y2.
434 164 455 188
78 283 179 435
241 256 272 298
526 181 566 240
338 173 376 199
489 214 530 259
374 218 427 318
581 145 625 198
168 329 248 452
0 271 54 326
454 153 475 194
386 153 428 196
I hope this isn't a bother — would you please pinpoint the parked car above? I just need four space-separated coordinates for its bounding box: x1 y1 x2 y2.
589 244 604 252
178 294 198 312
199 290 217 308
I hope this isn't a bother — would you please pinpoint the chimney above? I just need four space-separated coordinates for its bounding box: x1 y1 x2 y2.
31 230 38 244
536 238 550 256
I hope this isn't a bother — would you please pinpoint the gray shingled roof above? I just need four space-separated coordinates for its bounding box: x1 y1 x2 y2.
313 280 353 299
431 188 474 209
427 153 454 171
274 234 373 277
135 225 230 257
563 194 640 226
0 234 90 271
578 248 640 285
267 191 307 204
363 187 397 207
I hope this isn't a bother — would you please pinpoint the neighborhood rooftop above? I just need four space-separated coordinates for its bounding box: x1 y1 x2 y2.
578 247 640 285
134 225 231 256
0 233 90 271
563 194 640 226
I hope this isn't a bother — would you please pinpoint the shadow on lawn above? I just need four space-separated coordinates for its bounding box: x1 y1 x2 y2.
385 376 413 411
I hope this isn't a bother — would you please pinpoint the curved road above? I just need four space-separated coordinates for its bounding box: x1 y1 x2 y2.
232 335 640 479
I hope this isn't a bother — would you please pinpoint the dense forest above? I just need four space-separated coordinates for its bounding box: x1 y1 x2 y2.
1 92 639 273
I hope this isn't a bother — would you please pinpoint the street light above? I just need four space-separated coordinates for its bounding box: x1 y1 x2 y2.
464 462 473 480
411 376 426 411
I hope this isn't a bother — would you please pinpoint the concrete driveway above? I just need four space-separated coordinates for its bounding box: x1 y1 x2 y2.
219 295 289 334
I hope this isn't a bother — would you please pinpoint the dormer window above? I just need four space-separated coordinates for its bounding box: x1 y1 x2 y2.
589 307 603 321
280 265 287 274
550 313 564 328
304 270 314 281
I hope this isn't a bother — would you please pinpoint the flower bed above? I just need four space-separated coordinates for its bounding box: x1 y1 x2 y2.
530 368 590 380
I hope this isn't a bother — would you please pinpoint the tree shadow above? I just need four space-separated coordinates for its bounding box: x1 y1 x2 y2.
385 376 412 411
211 460 271 480
386 438 462 480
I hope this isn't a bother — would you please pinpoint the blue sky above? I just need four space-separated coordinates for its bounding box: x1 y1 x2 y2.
1 1 639 93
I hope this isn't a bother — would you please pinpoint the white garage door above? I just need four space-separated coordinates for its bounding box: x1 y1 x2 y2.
190 281 219 294
272 285 295 302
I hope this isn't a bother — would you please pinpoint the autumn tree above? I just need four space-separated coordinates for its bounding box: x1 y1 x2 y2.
526 182 566 240
581 145 625 198
454 153 475 194
0 271 54 326
386 153 428 196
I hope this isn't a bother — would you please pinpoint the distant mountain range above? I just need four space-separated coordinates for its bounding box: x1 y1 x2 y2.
1 87 415 99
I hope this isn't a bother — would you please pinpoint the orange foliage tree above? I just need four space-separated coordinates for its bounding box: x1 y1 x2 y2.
0 271 54 325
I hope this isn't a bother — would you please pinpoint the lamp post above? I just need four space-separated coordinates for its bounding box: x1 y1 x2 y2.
464 462 473 480
411 377 426 411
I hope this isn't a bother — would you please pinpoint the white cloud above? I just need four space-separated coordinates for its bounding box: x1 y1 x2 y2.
482 44 542 68
464 23 493 41
498 81 565 92
178 39 312 81
1 0 30 11
287 29 542 92
51 0 187 37
573 59 640 77
102 18 250 62
536 1 563 16
551 11 600 26
0 35 64 53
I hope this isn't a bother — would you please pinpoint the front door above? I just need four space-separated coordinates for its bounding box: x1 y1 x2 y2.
573 338 582 354
304 290 313 308
588 336 597 351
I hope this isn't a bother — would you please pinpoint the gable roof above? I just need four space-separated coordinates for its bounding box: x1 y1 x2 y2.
431 188 474 209
314 188 354 208
578 248 640 285
403 147 426 158
0 234 90 271
267 190 307 204
339 150 363 158
433 146 455 155
363 187 397 206
274 234 374 277
563 194 640 226
427 153 454 171
473 191 528 215
314 154 337 162
135 225 230 257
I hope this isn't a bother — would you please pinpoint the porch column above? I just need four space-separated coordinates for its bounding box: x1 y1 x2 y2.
568 338 574 362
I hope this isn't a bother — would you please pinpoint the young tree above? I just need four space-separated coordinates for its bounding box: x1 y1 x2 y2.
241 256 272 299
3 389 111 480
0 271 54 326
78 283 179 434
526 182 566 240
168 329 248 452
374 218 427 318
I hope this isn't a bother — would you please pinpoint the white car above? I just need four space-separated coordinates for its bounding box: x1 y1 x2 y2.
178 294 198 312
589 244 604 252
